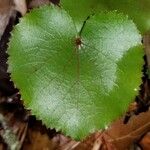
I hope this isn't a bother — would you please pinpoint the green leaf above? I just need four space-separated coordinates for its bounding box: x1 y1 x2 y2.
8 5 143 140
60 0 106 32
61 0 150 34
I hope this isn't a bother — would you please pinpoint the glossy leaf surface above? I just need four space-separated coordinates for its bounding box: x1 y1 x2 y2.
61 0 150 33
8 5 143 139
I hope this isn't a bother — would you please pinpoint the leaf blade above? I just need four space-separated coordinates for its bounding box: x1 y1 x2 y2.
61 0 150 34
8 6 143 139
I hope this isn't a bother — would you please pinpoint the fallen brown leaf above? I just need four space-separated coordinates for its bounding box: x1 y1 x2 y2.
0 104 28 150
13 0 27 16
0 0 27 40
35 109 149 150
139 132 150 150
105 110 150 150
27 0 51 9
0 0 15 39
23 129 53 150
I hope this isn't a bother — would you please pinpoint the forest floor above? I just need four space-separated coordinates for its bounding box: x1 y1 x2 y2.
0 0 150 150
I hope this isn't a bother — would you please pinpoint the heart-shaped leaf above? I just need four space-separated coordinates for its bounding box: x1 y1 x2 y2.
61 0 150 34
8 5 143 139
